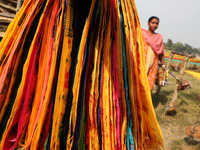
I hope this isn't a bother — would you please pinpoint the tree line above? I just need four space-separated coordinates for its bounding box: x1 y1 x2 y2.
164 39 200 56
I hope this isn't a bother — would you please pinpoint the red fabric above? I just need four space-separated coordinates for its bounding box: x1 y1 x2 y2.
142 29 164 55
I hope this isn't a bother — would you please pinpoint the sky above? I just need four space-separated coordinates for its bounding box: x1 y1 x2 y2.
135 0 200 48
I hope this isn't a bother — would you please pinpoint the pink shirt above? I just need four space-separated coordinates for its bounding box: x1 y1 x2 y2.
142 29 164 55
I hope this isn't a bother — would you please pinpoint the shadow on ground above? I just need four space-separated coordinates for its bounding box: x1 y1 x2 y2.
184 136 200 146
152 90 173 108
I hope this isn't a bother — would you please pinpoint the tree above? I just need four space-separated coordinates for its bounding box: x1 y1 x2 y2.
172 42 185 52
165 39 173 50
184 44 192 53
164 39 200 55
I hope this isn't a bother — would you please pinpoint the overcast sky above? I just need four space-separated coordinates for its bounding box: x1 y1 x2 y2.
135 0 200 48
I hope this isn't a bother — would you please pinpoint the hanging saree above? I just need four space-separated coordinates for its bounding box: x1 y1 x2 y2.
0 0 163 149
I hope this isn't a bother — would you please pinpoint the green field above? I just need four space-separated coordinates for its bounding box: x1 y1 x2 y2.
152 63 200 150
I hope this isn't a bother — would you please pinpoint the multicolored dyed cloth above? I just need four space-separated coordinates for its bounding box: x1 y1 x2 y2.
0 0 163 149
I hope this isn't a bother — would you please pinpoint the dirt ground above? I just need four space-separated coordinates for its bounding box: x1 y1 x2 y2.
153 69 200 150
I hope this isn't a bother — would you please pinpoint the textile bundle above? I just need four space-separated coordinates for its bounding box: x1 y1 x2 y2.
0 0 163 149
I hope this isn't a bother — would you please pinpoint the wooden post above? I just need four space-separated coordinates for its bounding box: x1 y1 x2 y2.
194 64 197 69
16 0 23 12
171 57 188 100
186 62 189 69
163 52 194 116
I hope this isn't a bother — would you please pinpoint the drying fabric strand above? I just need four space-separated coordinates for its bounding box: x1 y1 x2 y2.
0 0 163 149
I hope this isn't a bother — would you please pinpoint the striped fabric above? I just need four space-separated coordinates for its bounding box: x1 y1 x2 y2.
0 0 163 149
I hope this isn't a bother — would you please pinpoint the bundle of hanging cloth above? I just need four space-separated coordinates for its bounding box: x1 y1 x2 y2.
0 0 163 149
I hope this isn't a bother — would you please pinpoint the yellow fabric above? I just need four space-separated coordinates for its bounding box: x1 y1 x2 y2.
50 0 74 149
0 0 42 113
0 0 31 61
87 6 102 150
0 0 46 148
25 5 51 147
100 14 113 149
116 0 127 149
120 0 163 149
0 0 164 149
66 0 97 149
185 70 200 80
120 0 138 149
132 2 163 149
146 46 154 74
29 0 62 149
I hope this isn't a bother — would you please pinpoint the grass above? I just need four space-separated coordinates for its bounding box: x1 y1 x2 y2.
152 62 200 150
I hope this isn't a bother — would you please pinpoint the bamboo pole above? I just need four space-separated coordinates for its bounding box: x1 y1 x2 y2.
16 0 23 12
164 56 190 116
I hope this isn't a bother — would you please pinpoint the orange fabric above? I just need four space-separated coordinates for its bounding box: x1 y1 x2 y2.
115 0 127 149
0 0 164 149
66 0 97 149
100 14 114 150
143 41 159 90
50 0 73 149
0 1 46 149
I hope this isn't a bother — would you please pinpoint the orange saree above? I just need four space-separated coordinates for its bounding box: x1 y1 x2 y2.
142 29 164 90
